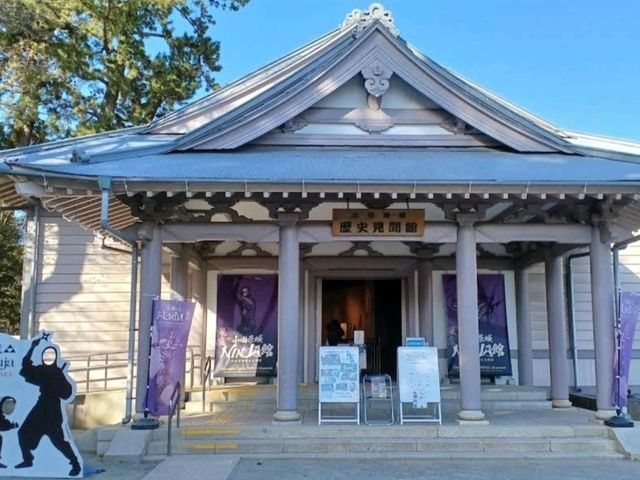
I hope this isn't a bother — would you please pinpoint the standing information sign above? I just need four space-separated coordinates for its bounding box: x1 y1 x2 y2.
318 346 360 425
397 346 441 424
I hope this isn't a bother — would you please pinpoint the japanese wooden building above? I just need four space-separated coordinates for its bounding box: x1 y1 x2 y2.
2 4 640 424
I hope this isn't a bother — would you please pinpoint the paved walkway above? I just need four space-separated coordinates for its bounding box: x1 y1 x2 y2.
138 456 640 480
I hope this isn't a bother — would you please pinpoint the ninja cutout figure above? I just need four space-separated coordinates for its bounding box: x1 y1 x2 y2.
14 336 80 477
0 396 18 469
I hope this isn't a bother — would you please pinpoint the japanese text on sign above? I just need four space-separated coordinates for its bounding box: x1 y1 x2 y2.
332 209 425 237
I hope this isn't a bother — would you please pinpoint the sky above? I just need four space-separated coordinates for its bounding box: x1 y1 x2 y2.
205 0 640 142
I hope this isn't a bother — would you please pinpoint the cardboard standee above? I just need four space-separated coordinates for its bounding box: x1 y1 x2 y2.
318 346 360 425
397 346 442 425
0 331 83 478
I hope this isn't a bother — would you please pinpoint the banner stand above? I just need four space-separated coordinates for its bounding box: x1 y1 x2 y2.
399 401 441 425
132 296 160 431
397 347 442 425
318 347 360 425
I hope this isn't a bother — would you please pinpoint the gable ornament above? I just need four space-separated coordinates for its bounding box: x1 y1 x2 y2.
341 3 399 37
361 60 393 112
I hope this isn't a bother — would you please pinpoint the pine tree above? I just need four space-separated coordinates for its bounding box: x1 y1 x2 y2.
0 0 249 148
0 212 24 334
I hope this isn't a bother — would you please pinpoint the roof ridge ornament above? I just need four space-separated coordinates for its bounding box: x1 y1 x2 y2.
341 3 399 37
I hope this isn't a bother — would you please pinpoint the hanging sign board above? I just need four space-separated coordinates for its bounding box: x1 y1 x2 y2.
405 337 426 347
0 331 83 478
214 274 278 378
318 347 359 403
148 299 195 416
397 346 440 408
443 274 512 376
332 209 425 237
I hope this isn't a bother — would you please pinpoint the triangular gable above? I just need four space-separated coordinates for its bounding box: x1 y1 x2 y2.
168 22 574 153
251 75 503 148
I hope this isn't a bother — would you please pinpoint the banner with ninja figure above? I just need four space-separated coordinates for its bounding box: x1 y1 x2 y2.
443 274 512 376
612 290 640 408
0 331 83 478
147 299 195 416
214 275 278 377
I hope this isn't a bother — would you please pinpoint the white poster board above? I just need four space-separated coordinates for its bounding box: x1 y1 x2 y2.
318 347 359 403
398 346 440 408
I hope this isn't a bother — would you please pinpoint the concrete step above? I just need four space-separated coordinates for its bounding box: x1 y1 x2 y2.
196 385 549 403
149 424 608 442
147 435 620 457
144 423 619 458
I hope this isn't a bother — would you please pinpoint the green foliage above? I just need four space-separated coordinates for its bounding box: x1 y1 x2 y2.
0 0 249 148
0 212 24 334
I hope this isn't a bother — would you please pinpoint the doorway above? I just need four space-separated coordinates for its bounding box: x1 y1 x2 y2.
321 279 402 377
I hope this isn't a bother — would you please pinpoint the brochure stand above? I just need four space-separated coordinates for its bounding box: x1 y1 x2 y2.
318 346 360 425
397 346 442 425
362 374 394 425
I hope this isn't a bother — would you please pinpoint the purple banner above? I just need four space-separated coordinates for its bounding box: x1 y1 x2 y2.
443 274 512 376
214 275 278 377
613 290 640 408
148 299 195 415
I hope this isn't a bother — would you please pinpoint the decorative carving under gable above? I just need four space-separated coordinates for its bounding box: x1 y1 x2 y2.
205 193 250 222
361 60 393 98
199 241 223 257
338 241 383 257
226 241 273 257
300 243 315 256
354 119 393 134
279 116 308 133
404 242 439 258
258 194 321 220
440 117 474 135
441 202 489 222
118 193 186 223
341 3 399 37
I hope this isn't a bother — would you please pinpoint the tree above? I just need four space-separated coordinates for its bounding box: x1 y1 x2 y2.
0 0 249 148
0 212 24 334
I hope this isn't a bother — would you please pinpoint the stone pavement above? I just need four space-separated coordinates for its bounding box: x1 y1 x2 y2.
137 456 640 480
178 404 599 427
0 453 159 480
225 457 640 480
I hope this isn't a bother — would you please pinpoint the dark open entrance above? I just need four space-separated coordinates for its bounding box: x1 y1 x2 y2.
322 279 402 377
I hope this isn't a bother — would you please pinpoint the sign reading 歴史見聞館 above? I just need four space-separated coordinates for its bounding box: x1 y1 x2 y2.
332 209 425 236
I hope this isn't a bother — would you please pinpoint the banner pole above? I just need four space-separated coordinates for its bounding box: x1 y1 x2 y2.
132 296 160 430
605 289 634 428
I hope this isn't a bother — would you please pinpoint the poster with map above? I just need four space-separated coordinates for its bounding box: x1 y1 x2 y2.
318 347 359 403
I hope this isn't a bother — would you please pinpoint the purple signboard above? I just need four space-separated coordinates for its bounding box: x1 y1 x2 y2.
443 274 512 376
613 290 640 408
214 275 278 377
147 299 195 416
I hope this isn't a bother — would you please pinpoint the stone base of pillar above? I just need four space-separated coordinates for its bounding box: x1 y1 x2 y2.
457 409 486 423
273 410 301 422
551 399 572 409
593 409 616 421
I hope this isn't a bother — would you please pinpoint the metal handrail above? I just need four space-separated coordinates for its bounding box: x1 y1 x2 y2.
67 345 202 394
202 356 212 413
67 351 133 393
186 345 203 390
167 381 181 456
